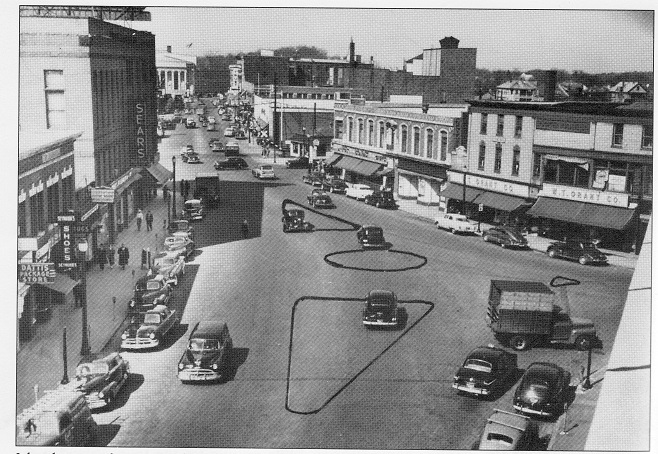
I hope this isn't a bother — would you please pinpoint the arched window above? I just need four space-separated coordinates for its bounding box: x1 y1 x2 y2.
478 142 486 170
368 120 374 146
440 130 448 160
512 146 521 176
358 119 364 144
413 126 421 155
348 117 354 142
401 125 408 153
378 121 385 148
387 123 396 150
494 143 503 173
426 129 434 159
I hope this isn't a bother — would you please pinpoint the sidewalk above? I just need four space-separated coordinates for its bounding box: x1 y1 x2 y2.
17 191 177 413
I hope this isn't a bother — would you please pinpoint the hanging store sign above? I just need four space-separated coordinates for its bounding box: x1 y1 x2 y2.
136 102 147 160
333 144 388 164
90 188 115 204
18 262 55 283
539 183 629 208
57 212 78 270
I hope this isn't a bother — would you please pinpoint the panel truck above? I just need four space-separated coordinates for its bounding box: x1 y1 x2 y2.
193 174 220 209
486 279 599 351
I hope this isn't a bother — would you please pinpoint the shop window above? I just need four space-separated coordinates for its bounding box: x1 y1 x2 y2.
611 123 623 147
413 126 421 155
44 70 65 129
494 143 502 173
544 158 557 182
514 116 523 138
641 125 653 150
379 121 385 148
478 142 486 170
30 191 45 235
512 146 520 176
496 115 504 136
532 153 541 177
368 120 374 146
440 130 447 161
348 117 354 142
358 119 364 144
401 125 408 153
334 119 343 139
480 113 488 135
546 157 590 188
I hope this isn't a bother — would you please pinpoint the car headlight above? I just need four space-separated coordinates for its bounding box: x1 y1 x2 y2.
98 392 104 399
121 333 128 340
178 363 184 370
211 363 218 370
149 333 156 340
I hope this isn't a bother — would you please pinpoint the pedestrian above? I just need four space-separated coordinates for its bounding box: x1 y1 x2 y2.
118 243 129 270
107 244 116 268
180 179 186 200
163 219 167 230
146 210 154 231
163 186 169 203
141 248 147 269
97 244 107 270
136 209 144 231
241 218 249 239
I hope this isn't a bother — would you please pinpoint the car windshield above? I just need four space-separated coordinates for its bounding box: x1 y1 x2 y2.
76 362 108 378
262 166 273 170
506 230 524 241
464 359 493 373
189 339 219 351
143 313 162 325
146 281 161 291
367 228 384 237
581 243 598 250
486 433 514 446
455 217 469 222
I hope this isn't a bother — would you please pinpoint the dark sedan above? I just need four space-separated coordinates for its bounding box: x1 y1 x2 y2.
322 177 348 194
214 157 248 170
362 290 400 328
286 156 310 169
513 362 571 418
364 191 397 209
453 345 518 397
356 225 386 249
546 240 607 265
482 226 528 249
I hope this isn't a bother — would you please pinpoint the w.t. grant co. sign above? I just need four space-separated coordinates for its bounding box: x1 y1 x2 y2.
539 183 629 208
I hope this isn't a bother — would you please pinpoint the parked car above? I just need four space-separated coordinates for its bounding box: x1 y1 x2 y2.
546 240 608 265
322 177 348 194
225 141 240 156
167 219 194 239
252 165 276 179
185 117 196 128
483 226 528 249
434 213 478 234
121 305 180 350
164 234 195 259
346 183 374 200
476 409 539 450
181 151 199 163
364 191 397 209
282 208 313 232
362 290 401 328
453 345 518 397
356 225 386 249
182 199 204 221
286 156 310 169
128 274 172 316
215 157 248 170
513 362 571 418
186 154 202 164
302 172 324 186
71 352 130 409
151 250 186 286
223 126 235 137
307 189 335 208
178 321 233 383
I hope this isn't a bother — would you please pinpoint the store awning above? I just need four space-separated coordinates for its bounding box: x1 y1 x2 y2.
334 155 363 172
256 119 268 130
475 190 530 212
143 162 173 185
527 197 636 230
113 172 142 196
35 273 80 295
325 154 342 166
374 167 394 177
352 160 382 176
440 183 483 203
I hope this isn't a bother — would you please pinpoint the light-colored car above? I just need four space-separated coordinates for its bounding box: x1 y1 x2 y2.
152 250 186 286
252 165 276 179
164 235 195 259
345 183 374 200
223 126 235 137
434 213 477 234
476 409 538 450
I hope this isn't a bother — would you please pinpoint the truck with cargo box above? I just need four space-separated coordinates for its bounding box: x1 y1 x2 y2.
486 279 598 351
193 174 221 208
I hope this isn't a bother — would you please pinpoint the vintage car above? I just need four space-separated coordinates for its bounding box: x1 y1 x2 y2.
167 219 194 239
513 362 571 418
252 165 276 179
223 126 235 137
364 191 397 209
546 240 608 265
71 352 130 409
185 117 196 128
476 409 538 450
121 305 180 350
483 226 528 249
362 290 400 328
322 177 348 194
302 172 324 186
357 225 386 249
346 183 375 201
181 199 204 221
17 390 97 446
164 234 195 259
453 345 518 397
214 157 248 170
151 250 186 286
210 141 225 152
178 321 233 383
307 189 335 208
225 141 240 156
286 156 310 169
434 213 478 234
180 145 194 158
181 151 199 163
187 154 202 164
128 274 172 315
282 208 313 233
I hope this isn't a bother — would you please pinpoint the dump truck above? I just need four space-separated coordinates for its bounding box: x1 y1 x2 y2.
486 279 598 351
193 174 220 208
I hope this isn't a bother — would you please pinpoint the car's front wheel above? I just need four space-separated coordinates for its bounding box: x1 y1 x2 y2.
509 335 530 351
483 234 490 243
578 256 588 266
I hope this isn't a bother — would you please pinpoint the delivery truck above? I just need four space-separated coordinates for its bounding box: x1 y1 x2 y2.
193 174 220 208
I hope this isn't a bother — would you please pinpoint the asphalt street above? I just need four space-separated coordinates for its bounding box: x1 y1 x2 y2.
89 102 634 449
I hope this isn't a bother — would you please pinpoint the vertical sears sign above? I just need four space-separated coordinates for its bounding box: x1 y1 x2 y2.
136 102 147 163
57 212 78 270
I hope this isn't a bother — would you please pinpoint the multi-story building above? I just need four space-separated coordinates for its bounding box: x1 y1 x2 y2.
459 100 652 252
229 62 243 92
157 45 196 97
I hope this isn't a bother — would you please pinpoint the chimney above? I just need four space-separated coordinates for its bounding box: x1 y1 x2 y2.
349 38 355 66
370 56 374 64
422 103 429 113
542 70 557 102
166 45 172 53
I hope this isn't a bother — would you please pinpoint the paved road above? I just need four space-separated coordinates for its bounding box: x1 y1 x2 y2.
91 102 633 449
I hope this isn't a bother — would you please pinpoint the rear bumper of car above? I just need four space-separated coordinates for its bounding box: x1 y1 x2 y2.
178 368 222 381
121 338 159 350
513 403 553 417
363 319 397 326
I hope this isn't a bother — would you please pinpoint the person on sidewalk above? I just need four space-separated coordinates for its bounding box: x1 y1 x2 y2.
107 244 116 269
136 209 144 231
118 244 129 270
241 219 249 239
97 244 107 270
146 210 154 232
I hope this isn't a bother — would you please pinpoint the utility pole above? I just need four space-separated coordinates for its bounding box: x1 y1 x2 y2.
273 76 277 163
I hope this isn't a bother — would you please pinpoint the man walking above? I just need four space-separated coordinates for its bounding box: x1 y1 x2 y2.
97 244 107 270
146 210 154 231
118 243 129 270
241 218 249 239
107 244 116 269
136 209 144 231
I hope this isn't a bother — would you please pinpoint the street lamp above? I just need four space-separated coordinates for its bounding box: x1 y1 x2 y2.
172 156 177 222
77 240 90 357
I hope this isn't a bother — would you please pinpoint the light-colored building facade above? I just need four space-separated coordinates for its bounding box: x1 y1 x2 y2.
229 62 243 92
157 46 196 97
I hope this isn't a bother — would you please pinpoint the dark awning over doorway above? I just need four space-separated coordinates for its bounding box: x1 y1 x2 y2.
143 162 173 185
475 190 530 212
527 197 635 230
35 273 80 295
325 154 342 166
440 183 483 203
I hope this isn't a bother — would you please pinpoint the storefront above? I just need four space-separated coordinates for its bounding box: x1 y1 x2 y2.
396 156 448 206
108 168 143 242
329 143 393 189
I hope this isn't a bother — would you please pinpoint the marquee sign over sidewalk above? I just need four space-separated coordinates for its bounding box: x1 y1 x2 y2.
18 262 55 283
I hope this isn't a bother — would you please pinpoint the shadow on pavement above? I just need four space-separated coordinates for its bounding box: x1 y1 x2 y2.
93 373 145 414
224 347 250 382
93 423 121 447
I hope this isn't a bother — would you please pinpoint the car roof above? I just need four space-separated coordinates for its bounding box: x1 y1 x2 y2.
367 289 396 299
468 345 510 362
148 305 169 314
192 321 228 338
361 225 383 230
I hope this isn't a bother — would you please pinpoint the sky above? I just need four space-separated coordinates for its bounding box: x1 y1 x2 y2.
109 4 656 74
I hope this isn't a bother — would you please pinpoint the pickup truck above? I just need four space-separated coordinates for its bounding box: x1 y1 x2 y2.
486 278 599 351
252 165 276 179
434 213 477 234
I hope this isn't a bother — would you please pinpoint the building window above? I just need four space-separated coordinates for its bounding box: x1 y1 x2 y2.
612 123 623 147
532 153 541 177
641 125 653 149
545 157 590 188
440 130 448 160
480 113 488 135
44 70 65 129
174 71 179 90
379 121 385 148
368 120 374 146
478 142 486 170
358 119 364 144
426 129 434 159
494 143 502 173
512 146 520 176
401 125 408 153
348 117 354 142
334 119 343 139
387 123 396 150
514 116 523 138
496 115 504 136
413 126 421 155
